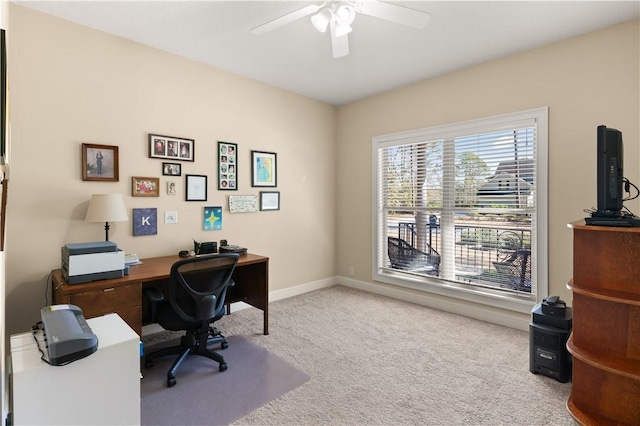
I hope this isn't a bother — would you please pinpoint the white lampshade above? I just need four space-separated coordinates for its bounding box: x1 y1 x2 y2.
86 194 128 222
85 194 128 241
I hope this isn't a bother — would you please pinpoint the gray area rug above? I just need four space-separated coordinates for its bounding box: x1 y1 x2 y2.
140 334 310 425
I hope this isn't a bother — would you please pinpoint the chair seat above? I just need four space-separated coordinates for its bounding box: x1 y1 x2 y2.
155 302 203 331
396 260 435 273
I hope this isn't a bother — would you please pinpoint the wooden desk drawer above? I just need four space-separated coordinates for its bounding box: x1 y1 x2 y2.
69 283 141 318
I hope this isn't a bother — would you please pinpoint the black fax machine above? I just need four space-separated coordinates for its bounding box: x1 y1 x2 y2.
36 305 98 366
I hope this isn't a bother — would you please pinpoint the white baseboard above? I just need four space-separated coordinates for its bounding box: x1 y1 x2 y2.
268 276 337 302
142 275 528 337
336 276 530 332
265 275 529 331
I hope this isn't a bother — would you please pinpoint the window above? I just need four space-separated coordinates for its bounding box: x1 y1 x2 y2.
373 108 548 313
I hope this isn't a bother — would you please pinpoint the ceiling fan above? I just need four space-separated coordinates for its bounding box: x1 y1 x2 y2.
250 1 430 59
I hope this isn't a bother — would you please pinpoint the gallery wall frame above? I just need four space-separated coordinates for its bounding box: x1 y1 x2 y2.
218 141 237 190
82 143 119 182
167 181 177 195
204 206 222 230
185 174 207 201
162 162 181 176
229 195 258 213
132 208 157 236
132 176 160 197
149 133 194 162
251 150 277 187
260 191 280 211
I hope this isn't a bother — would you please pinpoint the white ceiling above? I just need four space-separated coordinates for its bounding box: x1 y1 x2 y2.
14 1 640 106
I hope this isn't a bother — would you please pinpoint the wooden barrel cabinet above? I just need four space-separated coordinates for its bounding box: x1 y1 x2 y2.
566 221 640 425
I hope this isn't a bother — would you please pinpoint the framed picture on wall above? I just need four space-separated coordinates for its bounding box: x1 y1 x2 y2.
149 134 195 162
132 176 160 197
186 174 207 201
204 206 222 230
260 191 280 211
162 162 181 176
82 143 119 182
218 141 237 190
251 150 277 187
132 208 158 236
167 181 177 195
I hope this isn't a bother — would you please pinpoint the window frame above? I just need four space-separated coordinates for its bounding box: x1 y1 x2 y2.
372 107 548 314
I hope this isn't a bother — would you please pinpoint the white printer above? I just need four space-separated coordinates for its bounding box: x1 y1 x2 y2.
61 241 125 284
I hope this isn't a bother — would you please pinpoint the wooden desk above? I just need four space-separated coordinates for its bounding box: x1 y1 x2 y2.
51 253 269 336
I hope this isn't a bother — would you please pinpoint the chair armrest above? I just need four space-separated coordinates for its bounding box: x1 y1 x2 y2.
142 286 165 303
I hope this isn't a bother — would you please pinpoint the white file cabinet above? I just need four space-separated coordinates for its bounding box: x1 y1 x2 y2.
10 313 140 425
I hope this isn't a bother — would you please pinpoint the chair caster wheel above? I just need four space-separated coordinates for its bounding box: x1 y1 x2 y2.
221 341 229 350
167 376 177 387
144 359 154 369
219 362 228 372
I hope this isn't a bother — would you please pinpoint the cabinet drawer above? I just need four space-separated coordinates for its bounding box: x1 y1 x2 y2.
70 283 141 318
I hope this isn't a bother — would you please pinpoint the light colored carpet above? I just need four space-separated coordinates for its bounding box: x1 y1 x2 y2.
145 285 574 425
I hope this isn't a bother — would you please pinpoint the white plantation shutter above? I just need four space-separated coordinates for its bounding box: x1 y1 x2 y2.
373 108 548 311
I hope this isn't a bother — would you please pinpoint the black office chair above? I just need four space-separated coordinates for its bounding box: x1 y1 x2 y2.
142 253 239 387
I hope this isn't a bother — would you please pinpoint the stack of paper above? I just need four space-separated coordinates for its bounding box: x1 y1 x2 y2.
124 253 141 265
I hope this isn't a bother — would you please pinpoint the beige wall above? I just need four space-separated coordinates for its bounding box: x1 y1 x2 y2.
6 5 337 335
336 19 640 322
5 4 639 334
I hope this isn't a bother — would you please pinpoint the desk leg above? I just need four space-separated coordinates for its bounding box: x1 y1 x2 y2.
227 260 269 335
226 302 269 335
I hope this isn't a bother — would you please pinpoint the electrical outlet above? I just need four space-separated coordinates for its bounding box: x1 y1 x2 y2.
349 266 355 276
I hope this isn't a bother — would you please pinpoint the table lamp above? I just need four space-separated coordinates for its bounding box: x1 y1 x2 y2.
85 194 128 241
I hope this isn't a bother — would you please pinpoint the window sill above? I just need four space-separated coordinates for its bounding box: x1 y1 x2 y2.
374 269 536 315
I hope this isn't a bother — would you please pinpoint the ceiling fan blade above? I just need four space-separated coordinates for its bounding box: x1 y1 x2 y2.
356 0 430 29
330 21 349 58
250 4 320 35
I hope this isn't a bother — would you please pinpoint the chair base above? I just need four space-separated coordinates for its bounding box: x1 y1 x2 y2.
144 325 228 387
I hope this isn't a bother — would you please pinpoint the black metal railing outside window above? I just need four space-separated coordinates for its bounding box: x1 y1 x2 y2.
388 218 532 293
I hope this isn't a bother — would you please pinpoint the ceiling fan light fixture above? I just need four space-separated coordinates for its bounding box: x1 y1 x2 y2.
332 21 352 38
250 0 432 59
311 8 332 33
335 4 356 25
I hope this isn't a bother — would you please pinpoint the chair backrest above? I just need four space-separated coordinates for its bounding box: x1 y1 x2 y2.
169 253 239 323
493 249 531 291
387 237 403 267
387 236 441 272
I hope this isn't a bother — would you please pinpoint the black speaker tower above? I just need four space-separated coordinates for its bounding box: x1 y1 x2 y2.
529 298 572 383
